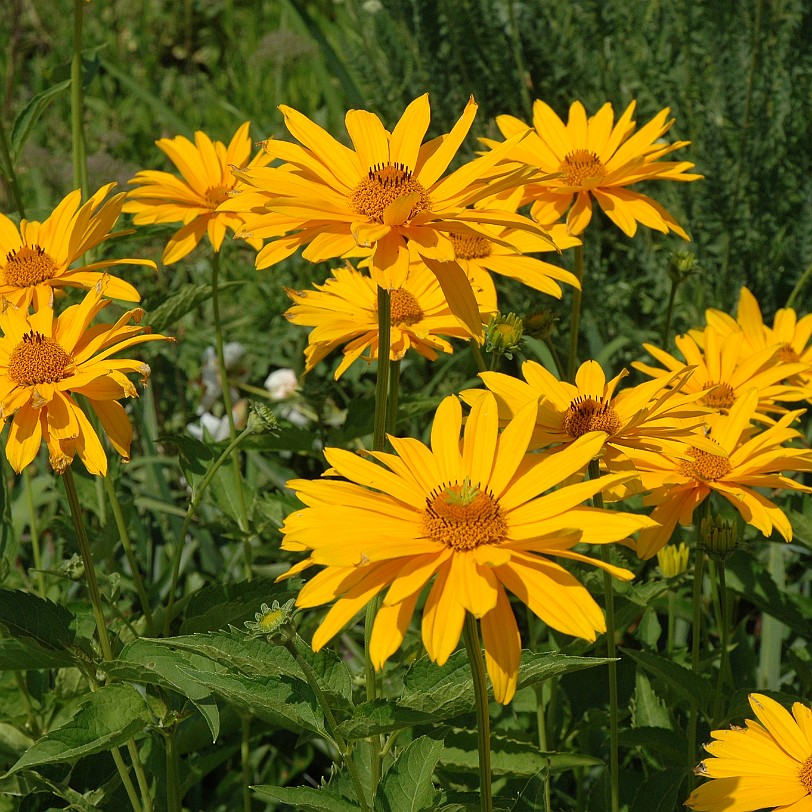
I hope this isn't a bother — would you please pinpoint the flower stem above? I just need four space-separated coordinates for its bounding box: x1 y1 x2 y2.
688 538 707 775
284 636 371 812
787 262 812 309
373 286 392 451
567 243 585 382
711 560 731 724
463 613 493 812
163 425 254 635
63 467 150 811
469 338 488 374
103 474 155 635
660 273 680 348
23 468 46 597
241 714 252 812
588 459 618 812
0 114 26 217
165 728 181 812
71 0 88 198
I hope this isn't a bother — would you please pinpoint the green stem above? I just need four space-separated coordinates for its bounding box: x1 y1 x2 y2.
284 636 371 812
660 273 680 348
544 337 566 380
787 262 812 309
163 426 254 635
373 286 392 452
0 113 26 216
210 250 252 579
63 468 149 811
712 560 731 724
588 459 617 812
463 613 493 812
469 338 488 374
111 745 144 812
241 715 252 812
385 360 401 437
71 0 88 198
165 728 182 812
103 475 155 635
23 468 46 597
567 243 584 382
667 589 676 659
687 503 709 775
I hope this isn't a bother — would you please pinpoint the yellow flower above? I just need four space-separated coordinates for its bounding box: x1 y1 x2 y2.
463 359 711 470
686 693 812 812
0 184 153 309
626 388 812 559
634 324 808 424
278 392 655 704
124 122 271 265
228 94 553 333
656 542 689 578
703 287 812 397
0 279 172 475
484 99 702 237
285 261 496 379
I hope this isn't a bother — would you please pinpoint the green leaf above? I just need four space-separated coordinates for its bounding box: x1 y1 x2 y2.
438 731 602 777
101 639 220 742
618 727 689 770
725 550 809 635
631 670 672 729
0 589 74 650
511 769 550 812
516 651 618 691
252 785 360 811
621 648 713 713
338 700 437 740
376 735 444 812
630 767 686 812
5 684 151 775
10 80 71 161
143 284 215 333
0 638 75 671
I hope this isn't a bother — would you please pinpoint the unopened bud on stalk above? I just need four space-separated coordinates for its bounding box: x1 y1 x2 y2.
657 542 690 578
485 312 523 359
700 515 738 562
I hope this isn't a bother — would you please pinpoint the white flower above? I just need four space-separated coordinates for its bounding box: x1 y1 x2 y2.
188 412 232 442
264 368 299 401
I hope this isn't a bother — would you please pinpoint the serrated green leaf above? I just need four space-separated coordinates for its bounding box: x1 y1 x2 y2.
516 651 617 691
101 639 220 742
725 550 809 635
180 578 298 634
0 590 74 650
618 727 689 769
438 731 603 777
251 785 360 811
376 735 444 812
630 767 686 812
178 664 326 737
144 284 215 333
5 684 150 775
338 699 437 740
0 723 33 762
631 670 671 729
621 648 713 713
512 769 550 812
0 639 76 670
10 80 71 161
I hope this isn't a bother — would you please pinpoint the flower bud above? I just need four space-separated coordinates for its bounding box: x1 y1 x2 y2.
657 542 690 578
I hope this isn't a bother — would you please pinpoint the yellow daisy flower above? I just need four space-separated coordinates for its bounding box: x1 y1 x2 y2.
124 122 271 265
463 359 711 467
227 94 553 332
633 324 808 424
686 693 812 812
626 388 812 559
285 261 496 379
0 279 172 475
278 392 655 704
0 184 153 309
703 286 812 396
484 99 702 237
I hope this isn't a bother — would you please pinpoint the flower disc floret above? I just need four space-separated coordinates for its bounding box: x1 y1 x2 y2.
389 288 424 326
451 233 493 260
800 755 812 792
8 332 72 385
422 479 507 551
701 381 736 412
560 149 606 186
4 246 58 287
562 395 622 437
680 447 732 481
350 163 430 223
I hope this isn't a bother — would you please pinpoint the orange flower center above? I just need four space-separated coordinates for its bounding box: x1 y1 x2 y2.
562 395 621 438
702 381 736 412
679 446 731 481
559 149 606 187
203 185 230 209
4 245 58 287
350 163 430 224
422 478 507 551
8 331 72 386
778 343 800 363
450 232 492 260
799 754 812 792
389 288 424 326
